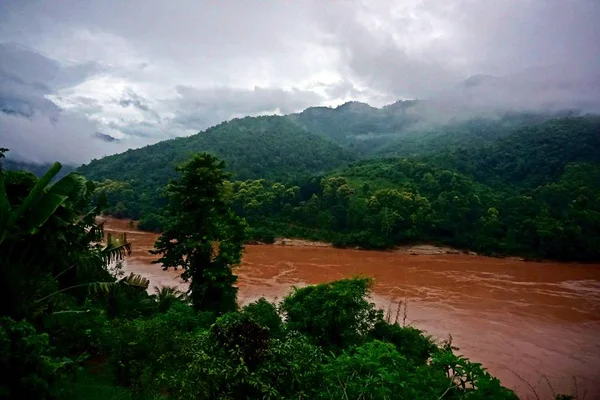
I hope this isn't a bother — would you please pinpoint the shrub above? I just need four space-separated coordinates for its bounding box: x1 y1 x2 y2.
369 321 436 364
320 340 448 400
210 312 270 369
280 277 382 350
242 298 282 335
0 317 73 399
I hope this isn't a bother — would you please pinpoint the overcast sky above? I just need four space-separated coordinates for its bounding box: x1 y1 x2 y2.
1 0 599 164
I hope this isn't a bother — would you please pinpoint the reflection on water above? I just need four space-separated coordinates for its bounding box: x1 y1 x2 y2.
104 218 600 399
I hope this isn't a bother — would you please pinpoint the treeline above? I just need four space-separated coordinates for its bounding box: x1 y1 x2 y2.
0 152 523 399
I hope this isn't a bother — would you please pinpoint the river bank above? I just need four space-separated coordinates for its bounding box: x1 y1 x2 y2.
106 217 548 260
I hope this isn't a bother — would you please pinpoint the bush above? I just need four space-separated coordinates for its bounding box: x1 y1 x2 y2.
137 213 165 232
0 317 73 399
281 278 382 350
369 321 436 364
43 307 111 356
210 312 270 369
246 226 276 244
107 314 198 392
321 340 448 400
242 298 282 335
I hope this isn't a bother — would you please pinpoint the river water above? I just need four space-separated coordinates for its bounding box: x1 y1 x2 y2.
104 218 600 399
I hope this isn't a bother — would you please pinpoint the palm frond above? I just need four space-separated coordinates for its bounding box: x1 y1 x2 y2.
100 241 132 264
121 273 150 289
87 273 149 295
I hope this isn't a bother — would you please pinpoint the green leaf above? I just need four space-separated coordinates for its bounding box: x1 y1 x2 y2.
26 192 69 231
9 162 62 228
48 172 87 199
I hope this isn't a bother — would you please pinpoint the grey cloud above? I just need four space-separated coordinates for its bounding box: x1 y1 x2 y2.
170 85 323 130
321 80 364 100
0 43 118 163
1 111 107 164
112 121 169 140
1 0 599 164
118 88 160 121
316 0 600 110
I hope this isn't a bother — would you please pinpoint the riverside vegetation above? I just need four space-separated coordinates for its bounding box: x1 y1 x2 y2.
0 149 550 399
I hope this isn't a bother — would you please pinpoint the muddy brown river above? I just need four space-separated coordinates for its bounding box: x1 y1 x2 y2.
104 218 600 399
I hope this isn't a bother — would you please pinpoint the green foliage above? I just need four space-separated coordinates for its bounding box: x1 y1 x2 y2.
242 298 282 335
430 347 518 399
0 164 133 320
59 368 166 400
78 115 355 192
281 278 382 350
0 317 73 399
152 286 187 313
369 321 436 365
210 312 270 369
320 340 447 400
150 153 245 313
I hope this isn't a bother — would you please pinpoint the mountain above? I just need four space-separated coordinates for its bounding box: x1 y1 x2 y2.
373 112 567 157
78 115 356 188
1 158 75 178
288 101 420 153
424 116 600 190
74 112 600 260
288 99 576 157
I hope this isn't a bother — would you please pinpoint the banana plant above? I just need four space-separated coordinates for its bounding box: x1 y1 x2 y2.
0 162 77 244
0 161 146 318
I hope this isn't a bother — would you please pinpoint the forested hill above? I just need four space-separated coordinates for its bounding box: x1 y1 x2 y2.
425 116 600 190
288 100 567 155
78 115 356 186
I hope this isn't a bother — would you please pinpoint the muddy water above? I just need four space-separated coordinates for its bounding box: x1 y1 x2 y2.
104 218 600 399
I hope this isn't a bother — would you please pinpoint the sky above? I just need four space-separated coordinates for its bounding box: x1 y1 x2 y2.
0 0 599 164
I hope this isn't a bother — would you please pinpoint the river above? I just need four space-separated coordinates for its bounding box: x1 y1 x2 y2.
103 217 600 399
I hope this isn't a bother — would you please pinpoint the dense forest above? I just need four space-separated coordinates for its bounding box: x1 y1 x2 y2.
78 116 355 187
70 112 600 261
0 154 530 399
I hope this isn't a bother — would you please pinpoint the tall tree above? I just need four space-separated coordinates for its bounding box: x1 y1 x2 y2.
151 153 245 313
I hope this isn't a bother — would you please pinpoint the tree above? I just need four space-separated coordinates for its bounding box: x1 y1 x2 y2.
151 153 245 314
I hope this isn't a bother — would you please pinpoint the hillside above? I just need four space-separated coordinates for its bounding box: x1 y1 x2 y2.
424 116 600 190
288 101 416 153
78 115 356 186
289 100 567 156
